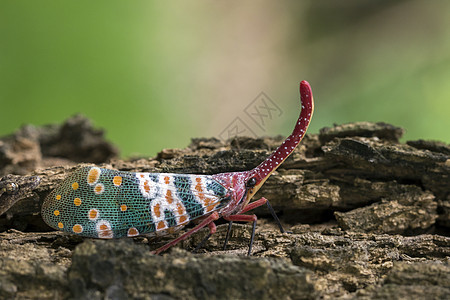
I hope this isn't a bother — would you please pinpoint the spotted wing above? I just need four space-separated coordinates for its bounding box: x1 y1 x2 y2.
41 166 230 239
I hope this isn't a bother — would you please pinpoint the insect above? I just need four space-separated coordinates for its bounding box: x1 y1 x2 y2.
41 81 314 255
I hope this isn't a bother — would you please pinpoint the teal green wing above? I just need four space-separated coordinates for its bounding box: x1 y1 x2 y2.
41 166 230 238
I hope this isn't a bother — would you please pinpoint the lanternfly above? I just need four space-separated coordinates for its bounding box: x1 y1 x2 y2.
41 81 314 255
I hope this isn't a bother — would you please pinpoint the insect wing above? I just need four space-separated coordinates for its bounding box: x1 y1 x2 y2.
132 172 230 234
42 167 230 239
42 167 127 238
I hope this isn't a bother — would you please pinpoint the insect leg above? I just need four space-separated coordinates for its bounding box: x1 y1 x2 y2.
222 197 290 254
152 211 220 255
240 197 268 213
264 200 289 233
193 222 217 253
222 221 233 250
222 197 268 251
223 214 257 255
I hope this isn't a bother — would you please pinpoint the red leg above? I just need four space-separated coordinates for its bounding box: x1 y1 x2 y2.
222 198 268 251
222 197 288 255
223 213 257 255
224 214 257 222
207 221 217 234
152 211 219 255
240 197 268 214
192 220 217 253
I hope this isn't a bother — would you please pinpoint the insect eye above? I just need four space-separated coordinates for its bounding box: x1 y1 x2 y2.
246 177 257 188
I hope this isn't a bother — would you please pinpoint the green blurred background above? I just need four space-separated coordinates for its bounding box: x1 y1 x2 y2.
1 0 449 158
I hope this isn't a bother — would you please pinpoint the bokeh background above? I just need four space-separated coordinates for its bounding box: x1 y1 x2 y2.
1 0 449 157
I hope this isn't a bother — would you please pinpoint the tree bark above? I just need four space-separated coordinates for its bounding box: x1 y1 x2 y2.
0 116 448 299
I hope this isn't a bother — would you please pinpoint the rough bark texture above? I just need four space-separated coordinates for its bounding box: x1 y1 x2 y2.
0 116 449 299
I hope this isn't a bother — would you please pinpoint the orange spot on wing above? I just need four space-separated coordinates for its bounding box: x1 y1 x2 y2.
120 204 127 212
154 203 161 218
176 203 185 215
72 224 83 233
195 179 205 196
53 210 60 216
206 202 219 212
157 221 166 230
113 176 122 186
127 227 139 237
164 176 170 184
56 194 61 200
58 222 64 229
195 182 204 192
94 183 104 194
179 215 188 224
144 181 151 193
74 198 82 206
72 182 79 190
88 209 98 220
98 225 113 238
87 168 100 184
194 178 216 212
165 190 173 204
